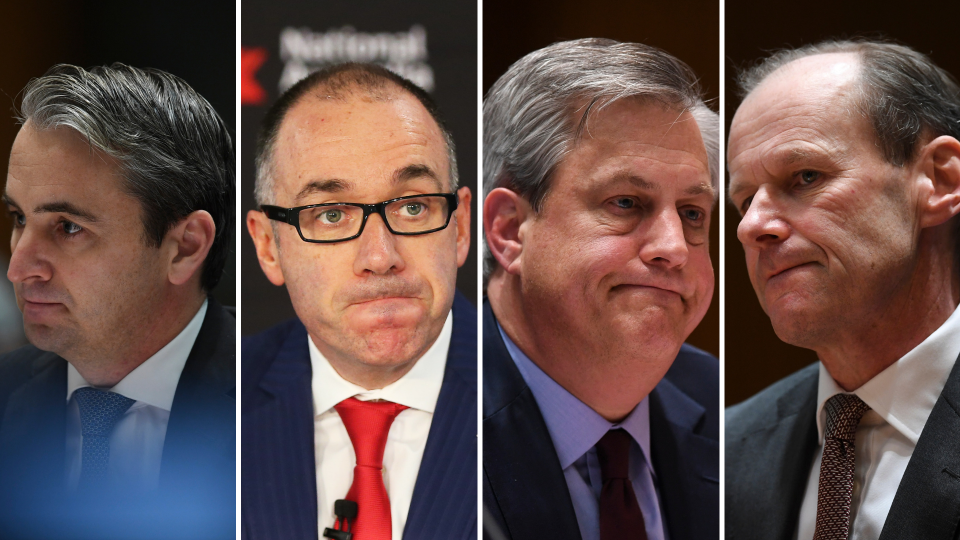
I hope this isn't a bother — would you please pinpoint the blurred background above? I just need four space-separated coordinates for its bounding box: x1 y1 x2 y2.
483 0 720 357
0 0 235 354
241 0 478 336
725 0 960 404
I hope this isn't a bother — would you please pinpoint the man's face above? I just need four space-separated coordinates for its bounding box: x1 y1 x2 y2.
5 123 168 361
518 99 715 361
728 53 920 347
254 91 470 373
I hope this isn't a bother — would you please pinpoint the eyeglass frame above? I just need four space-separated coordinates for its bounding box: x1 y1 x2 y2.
260 192 460 244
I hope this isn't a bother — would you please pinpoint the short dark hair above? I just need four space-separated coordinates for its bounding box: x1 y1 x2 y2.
19 63 235 291
738 39 960 167
254 62 458 206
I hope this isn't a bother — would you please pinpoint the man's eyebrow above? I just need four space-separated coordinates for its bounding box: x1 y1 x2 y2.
294 179 350 203
603 171 658 191
394 164 443 191
35 201 99 222
684 182 715 197
2 193 18 208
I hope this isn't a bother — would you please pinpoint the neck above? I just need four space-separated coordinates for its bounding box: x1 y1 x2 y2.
817 244 960 391
71 292 206 388
488 272 671 422
324 352 420 391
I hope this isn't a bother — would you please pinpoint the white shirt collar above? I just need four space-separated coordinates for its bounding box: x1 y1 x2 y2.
66 300 208 411
310 309 452 416
815 302 960 444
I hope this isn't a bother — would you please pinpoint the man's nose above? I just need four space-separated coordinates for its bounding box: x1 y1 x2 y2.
737 187 790 250
352 213 406 276
7 226 53 284
639 208 689 269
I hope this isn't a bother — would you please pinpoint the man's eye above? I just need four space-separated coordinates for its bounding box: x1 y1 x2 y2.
62 220 83 235
739 196 754 215
681 208 704 223
10 211 25 227
798 170 820 185
613 197 636 209
320 210 344 224
401 202 425 216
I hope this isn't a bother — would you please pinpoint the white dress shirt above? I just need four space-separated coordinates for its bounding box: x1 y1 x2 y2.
311 310 452 540
795 303 960 540
65 300 207 492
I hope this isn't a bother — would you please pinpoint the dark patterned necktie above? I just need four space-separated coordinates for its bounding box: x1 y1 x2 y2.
73 387 136 487
334 397 409 540
813 393 871 540
596 428 647 540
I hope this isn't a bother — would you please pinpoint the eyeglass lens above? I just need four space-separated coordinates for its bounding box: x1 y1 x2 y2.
297 195 453 241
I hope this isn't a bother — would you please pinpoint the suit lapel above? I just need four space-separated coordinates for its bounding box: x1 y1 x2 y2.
725 365 819 540
243 321 318 540
404 294 478 540
482 301 582 540
0 352 67 492
649 378 717 540
879 352 960 540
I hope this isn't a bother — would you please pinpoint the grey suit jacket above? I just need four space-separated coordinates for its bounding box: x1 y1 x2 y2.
726 355 960 540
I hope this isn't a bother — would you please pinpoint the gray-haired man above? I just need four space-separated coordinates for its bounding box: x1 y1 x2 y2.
726 40 960 540
0 64 235 539
482 38 719 540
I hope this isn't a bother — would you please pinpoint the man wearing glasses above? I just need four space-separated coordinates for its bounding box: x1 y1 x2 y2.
243 64 476 540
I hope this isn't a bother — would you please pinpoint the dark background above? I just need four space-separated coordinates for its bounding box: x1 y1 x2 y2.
241 0 478 336
483 0 720 358
725 0 960 404
0 0 235 353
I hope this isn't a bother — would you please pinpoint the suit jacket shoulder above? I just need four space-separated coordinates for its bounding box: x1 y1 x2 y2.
724 363 820 540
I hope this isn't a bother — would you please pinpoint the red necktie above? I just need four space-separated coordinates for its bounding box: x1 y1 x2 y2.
596 429 648 540
334 397 409 540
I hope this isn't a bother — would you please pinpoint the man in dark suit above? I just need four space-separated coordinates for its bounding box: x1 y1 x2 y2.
243 64 476 540
726 40 960 540
482 39 720 540
0 64 235 539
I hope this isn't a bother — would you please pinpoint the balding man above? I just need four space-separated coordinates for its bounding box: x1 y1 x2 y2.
726 40 960 540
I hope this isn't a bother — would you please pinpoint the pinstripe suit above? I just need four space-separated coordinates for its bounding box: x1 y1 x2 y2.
241 292 477 540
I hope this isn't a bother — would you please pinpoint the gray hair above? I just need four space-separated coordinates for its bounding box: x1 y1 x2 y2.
254 63 457 207
19 63 235 291
483 38 719 276
737 38 960 266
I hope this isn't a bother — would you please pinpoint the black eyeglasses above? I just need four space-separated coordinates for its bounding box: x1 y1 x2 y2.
260 193 459 243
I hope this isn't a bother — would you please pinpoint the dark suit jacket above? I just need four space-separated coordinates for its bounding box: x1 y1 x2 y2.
725 355 960 540
482 300 719 540
241 292 477 540
0 299 236 540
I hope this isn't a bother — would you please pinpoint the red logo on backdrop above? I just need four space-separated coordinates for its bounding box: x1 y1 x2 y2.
242 47 268 106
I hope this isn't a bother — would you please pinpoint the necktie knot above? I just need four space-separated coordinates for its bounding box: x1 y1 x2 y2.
597 428 632 480
334 397 408 468
73 387 136 438
823 393 870 442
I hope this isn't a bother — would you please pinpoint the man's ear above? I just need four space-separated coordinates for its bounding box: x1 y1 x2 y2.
916 135 960 229
246 209 286 286
167 210 216 287
454 186 472 268
484 187 531 275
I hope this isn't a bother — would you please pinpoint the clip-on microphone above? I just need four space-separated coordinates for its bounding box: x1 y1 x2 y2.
323 499 359 540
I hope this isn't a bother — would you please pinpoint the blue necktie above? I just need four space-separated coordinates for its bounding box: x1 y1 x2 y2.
73 387 135 487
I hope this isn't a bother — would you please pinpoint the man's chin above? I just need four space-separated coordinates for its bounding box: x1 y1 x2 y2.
23 322 78 355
